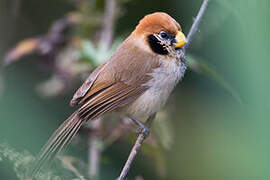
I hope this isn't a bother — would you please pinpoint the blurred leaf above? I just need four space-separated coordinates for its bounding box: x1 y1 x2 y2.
216 0 241 18
0 143 62 180
79 38 123 66
153 111 174 150
59 156 87 180
141 144 167 178
3 38 40 65
0 73 4 98
0 143 33 179
0 143 88 180
187 55 242 104
199 0 239 39
36 75 66 97
80 40 100 65
134 176 144 180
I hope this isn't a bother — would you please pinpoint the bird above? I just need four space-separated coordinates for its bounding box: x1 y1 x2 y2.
31 12 187 175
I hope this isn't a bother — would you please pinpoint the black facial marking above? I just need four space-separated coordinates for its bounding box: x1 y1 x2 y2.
147 34 169 55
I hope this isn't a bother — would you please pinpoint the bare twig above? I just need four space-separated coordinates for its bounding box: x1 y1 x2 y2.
11 0 21 17
183 0 210 54
3 17 76 66
88 0 116 178
99 0 116 50
88 118 102 178
118 114 156 180
118 0 210 179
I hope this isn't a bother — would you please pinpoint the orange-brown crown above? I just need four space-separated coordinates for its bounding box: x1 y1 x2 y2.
134 12 182 36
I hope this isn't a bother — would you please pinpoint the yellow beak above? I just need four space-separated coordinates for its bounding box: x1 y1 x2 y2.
174 31 187 48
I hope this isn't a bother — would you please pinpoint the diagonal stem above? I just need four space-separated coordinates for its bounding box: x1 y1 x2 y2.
118 0 210 179
118 114 156 180
183 0 210 54
88 0 116 178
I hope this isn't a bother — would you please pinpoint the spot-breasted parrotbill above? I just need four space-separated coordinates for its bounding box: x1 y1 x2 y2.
32 12 187 174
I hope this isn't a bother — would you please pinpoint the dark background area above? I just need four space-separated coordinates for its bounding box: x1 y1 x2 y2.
0 0 270 179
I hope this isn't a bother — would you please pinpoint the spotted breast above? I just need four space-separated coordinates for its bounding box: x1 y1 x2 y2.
125 56 186 119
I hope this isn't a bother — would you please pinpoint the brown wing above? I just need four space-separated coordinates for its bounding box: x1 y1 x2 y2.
78 82 146 120
70 38 160 120
70 61 109 106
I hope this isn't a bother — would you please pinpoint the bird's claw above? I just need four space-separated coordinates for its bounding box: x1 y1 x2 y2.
136 125 150 137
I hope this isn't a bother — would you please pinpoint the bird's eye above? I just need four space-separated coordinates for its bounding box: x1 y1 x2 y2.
160 31 169 39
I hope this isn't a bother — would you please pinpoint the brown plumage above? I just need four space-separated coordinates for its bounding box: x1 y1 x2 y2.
31 12 186 175
134 12 181 36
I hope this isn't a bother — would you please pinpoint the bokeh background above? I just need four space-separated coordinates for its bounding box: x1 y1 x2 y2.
0 0 270 179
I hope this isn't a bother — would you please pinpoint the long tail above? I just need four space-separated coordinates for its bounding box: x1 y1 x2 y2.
30 111 83 176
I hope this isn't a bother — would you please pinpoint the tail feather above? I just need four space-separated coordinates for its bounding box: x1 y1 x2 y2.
35 116 77 166
30 111 83 176
58 117 83 153
34 117 78 171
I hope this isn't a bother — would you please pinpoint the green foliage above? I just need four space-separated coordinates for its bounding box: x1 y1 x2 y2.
153 112 174 150
0 143 89 180
0 143 59 180
79 39 122 66
187 55 242 104
3 0 269 179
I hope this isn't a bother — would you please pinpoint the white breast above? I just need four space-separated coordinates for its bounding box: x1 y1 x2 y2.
125 58 186 119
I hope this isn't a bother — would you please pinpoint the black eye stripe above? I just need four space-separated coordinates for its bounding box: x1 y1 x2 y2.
147 34 168 55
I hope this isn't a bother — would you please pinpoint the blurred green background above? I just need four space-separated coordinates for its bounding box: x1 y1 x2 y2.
0 0 270 179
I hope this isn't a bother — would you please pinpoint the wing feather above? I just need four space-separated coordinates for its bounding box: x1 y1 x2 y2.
83 85 145 120
70 61 109 106
78 82 146 120
71 38 160 121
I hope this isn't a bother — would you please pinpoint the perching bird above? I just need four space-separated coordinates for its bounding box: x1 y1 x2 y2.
31 12 187 174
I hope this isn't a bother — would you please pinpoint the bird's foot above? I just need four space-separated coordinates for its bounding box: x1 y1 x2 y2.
128 116 150 138
136 124 150 138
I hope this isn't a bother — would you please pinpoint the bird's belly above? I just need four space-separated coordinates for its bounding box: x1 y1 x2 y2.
126 85 173 119
125 59 186 119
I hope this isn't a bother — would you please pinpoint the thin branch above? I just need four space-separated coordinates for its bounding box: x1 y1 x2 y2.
11 0 21 17
118 0 210 179
118 114 156 180
99 0 116 50
183 0 210 54
88 118 102 178
88 0 116 178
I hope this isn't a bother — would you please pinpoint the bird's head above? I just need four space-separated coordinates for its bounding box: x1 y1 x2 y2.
132 12 186 56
